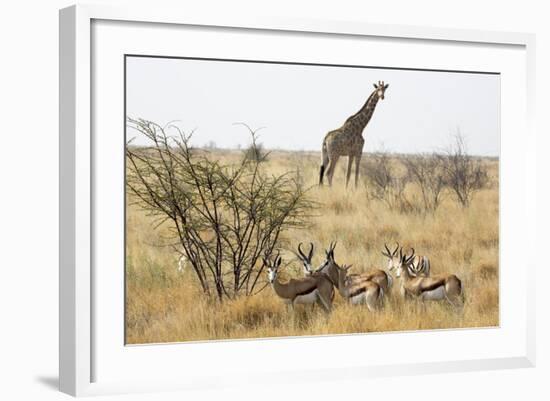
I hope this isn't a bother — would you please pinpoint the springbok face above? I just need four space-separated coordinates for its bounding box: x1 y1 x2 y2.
265 255 282 283
394 263 404 278
335 263 352 281
382 242 401 272
373 81 389 100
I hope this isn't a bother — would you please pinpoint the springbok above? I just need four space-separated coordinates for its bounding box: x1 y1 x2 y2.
313 242 392 295
382 243 430 277
322 249 383 311
265 253 334 312
392 248 463 307
336 264 384 311
295 242 335 308
295 242 326 276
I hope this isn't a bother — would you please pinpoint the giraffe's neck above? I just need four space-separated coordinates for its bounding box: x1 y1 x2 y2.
345 91 380 132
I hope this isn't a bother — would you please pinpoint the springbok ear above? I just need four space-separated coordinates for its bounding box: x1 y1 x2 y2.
384 83 389 89
276 257 282 267
373 83 378 89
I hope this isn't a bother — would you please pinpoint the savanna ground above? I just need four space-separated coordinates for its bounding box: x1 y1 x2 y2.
126 150 499 344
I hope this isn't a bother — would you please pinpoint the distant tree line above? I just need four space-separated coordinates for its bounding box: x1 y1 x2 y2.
362 133 490 213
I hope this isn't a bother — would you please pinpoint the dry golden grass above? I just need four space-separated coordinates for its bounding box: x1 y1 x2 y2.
125 150 499 344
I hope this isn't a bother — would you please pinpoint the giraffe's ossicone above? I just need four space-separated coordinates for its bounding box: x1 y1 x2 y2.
319 81 389 188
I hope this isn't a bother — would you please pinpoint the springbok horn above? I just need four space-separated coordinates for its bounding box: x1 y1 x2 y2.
407 248 416 264
275 250 283 267
393 242 400 256
297 243 307 260
384 243 391 256
308 242 314 261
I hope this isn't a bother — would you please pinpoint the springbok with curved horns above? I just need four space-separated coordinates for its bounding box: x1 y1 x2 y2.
295 242 330 276
312 242 392 295
294 242 335 308
322 247 384 311
265 253 334 312
383 243 430 277
392 248 463 307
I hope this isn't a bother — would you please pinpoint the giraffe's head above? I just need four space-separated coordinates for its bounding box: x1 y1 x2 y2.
373 81 389 100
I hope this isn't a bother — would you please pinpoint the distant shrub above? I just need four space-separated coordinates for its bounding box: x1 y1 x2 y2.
237 123 269 163
437 133 489 207
362 152 412 213
244 141 268 163
204 140 217 150
402 154 446 213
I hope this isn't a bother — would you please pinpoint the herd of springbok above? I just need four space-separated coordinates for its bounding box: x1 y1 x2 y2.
263 242 464 313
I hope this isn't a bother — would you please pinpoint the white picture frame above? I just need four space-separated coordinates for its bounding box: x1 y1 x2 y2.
59 4 536 397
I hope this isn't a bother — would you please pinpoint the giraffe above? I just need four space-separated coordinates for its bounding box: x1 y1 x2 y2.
319 81 389 188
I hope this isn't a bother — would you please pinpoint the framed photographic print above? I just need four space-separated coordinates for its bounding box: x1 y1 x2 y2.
59 4 536 396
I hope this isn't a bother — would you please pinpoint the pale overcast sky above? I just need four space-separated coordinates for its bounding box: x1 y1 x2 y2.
126 56 500 156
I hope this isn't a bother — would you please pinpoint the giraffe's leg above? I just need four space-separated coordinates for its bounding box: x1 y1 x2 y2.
345 155 354 188
326 159 334 186
354 153 363 188
327 155 340 186
319 142 329 186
